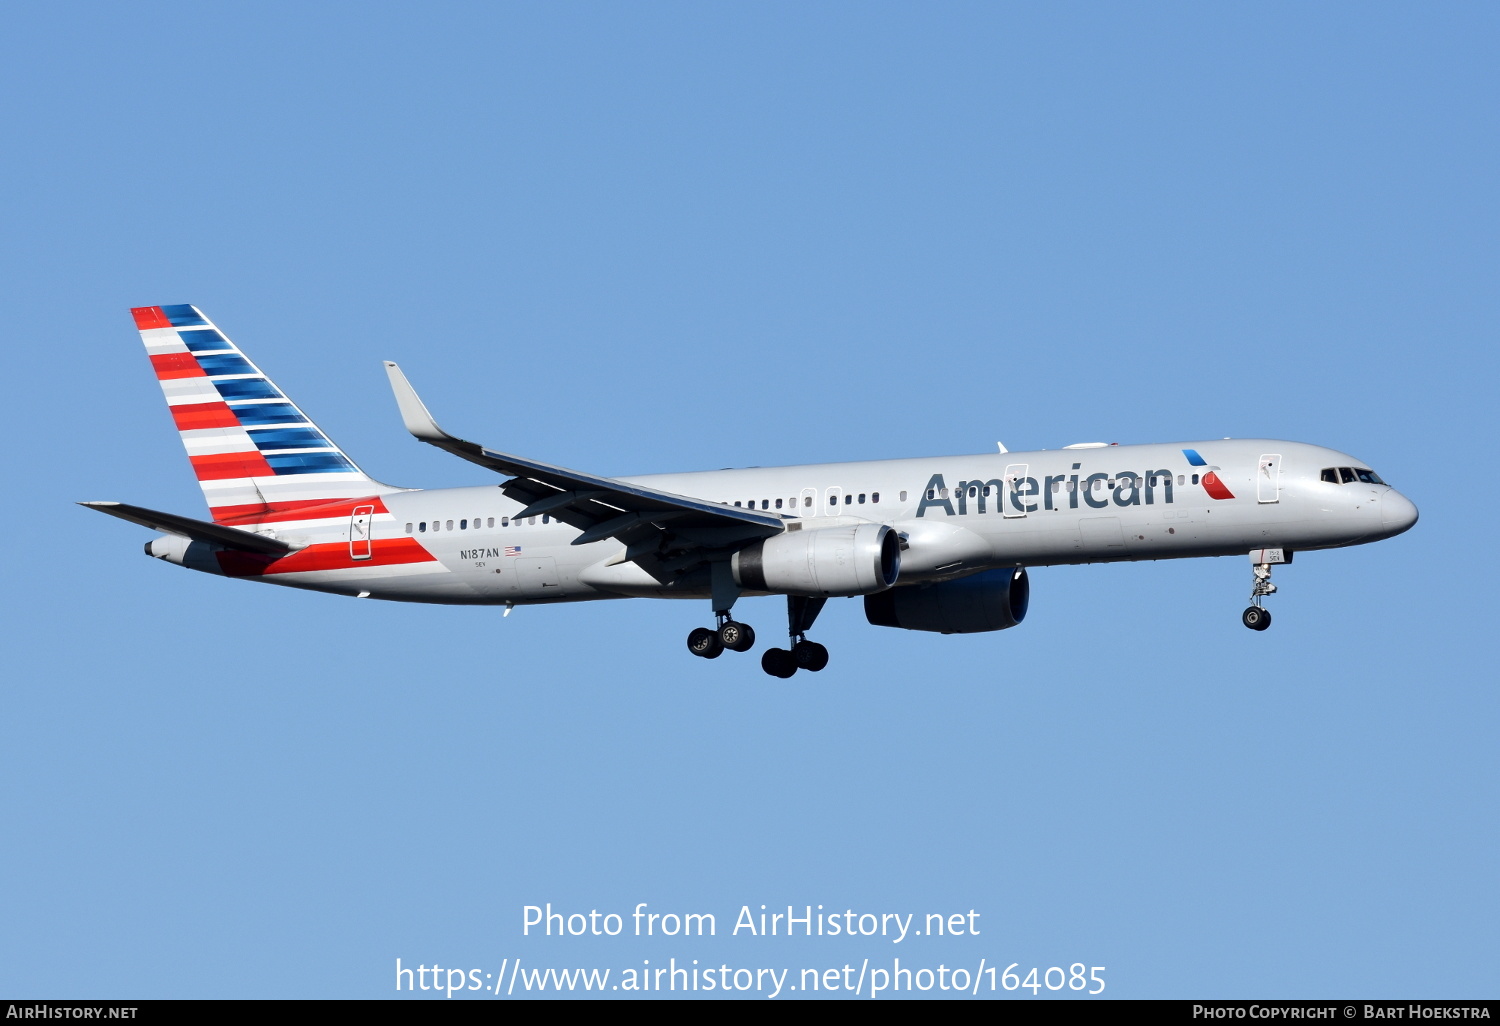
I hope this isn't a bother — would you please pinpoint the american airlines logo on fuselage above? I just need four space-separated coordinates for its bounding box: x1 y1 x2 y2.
914 450 1234 519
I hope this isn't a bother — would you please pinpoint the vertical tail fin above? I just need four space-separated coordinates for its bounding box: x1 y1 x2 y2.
132 304 396 525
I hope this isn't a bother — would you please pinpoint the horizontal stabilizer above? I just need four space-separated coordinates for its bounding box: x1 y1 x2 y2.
79 501 294 554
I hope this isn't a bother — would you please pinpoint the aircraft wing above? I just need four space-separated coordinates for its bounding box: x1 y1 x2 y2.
79 501 294 554
383 362 786 547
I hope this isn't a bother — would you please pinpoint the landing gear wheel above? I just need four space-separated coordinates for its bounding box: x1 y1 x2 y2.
761 648 797 678
688 626 724 658
793 640 829 672
1242 606 1271 631
719 621 756 652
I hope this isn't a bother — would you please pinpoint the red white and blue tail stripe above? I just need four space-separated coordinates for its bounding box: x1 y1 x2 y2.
132 304 399 525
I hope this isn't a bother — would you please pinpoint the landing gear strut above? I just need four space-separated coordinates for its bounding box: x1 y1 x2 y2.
761 596 829 678
1242 559 1277 631
687 561 756 659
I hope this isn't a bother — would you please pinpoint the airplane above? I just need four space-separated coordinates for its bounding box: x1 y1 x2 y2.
84 304 1419 677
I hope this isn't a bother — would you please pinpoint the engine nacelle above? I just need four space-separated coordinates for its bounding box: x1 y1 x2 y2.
732 523 900 597
145 534 225 574
864 567 1029 634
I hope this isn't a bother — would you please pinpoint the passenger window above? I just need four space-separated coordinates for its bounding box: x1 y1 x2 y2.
803 496 812 507
858 493 866 504
1339 467 1355 484
405 523 413 533
829 495 837 505
760 500 768 510
899 491 907 502
1321 468 1339 483
419 522 426 532
487 518 494 528
1051 481 1060 493
460 519 468 529
1191 474 1199 485
528 517 536 525
926 489 934 500
844 494 852 504
543 515 550 524
775 498 783 509
872 492 880 503
734 501 741 507
1177 474 1184 485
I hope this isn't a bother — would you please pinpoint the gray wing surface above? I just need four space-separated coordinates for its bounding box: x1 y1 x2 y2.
383 362 784 549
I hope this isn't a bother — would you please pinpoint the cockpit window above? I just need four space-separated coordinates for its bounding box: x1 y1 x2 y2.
1324 466 1389 486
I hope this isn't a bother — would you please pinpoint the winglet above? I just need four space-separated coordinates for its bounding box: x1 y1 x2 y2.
383 361 455 443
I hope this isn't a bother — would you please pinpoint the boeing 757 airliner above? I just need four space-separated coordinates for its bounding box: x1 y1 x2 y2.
85 305 1418 677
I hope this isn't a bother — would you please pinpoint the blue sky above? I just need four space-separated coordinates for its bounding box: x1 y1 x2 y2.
3 1 1496 999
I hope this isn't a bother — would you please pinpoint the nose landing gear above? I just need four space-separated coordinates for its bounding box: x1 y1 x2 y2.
1242 551 1283 631
1242 604 1271 631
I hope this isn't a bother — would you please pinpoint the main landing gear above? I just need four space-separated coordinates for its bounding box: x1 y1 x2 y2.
686 614 756 659
684 601 829 678
687 560 758 660
684 563 831 677
1242 558 1277 631
760 596 829 679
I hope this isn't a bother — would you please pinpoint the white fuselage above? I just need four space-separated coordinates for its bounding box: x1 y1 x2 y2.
237 438 1416 605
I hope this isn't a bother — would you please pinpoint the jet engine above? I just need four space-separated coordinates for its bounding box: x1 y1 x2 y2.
732 523 900 597
145 533 224 573
864 567 1029 634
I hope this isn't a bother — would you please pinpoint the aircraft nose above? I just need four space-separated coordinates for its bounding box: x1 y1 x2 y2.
1382 490 1419 535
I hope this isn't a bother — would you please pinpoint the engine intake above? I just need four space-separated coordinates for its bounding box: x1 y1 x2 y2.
864 567 1029 634
733 523 900 597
